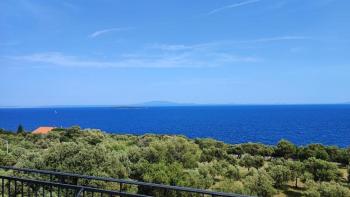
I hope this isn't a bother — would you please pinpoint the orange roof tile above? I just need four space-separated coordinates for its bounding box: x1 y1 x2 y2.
32 127 55 135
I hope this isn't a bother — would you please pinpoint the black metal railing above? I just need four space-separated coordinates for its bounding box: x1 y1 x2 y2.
0 166 250 197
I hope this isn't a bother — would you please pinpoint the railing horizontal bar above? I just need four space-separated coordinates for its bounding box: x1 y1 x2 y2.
0 166 247 197
0 175 150 197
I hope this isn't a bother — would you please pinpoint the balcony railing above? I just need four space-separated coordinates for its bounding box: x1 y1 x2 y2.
0 166 250 197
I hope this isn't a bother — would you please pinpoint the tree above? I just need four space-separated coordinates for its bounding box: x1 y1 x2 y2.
304 157 341 182
17 124 25 134
298 144 329 161
274 139 297 159
334 149 350 165
142 162 183 185
195 138 229 162
239 154 264 170
178 169 213 189
228 145 244 159
39 142 129 179
62 126 82 140
144 136 201 168
287 160 304 188
239 143 274 156
225 165 241 180
0 150 16 166
197 160 236 179
325 146 343 163
212 179 246 194
243 169 277 197
304 181 350 197
267 164 292 188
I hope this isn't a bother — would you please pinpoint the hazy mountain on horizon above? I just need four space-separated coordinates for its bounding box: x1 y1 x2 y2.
137 101 197 107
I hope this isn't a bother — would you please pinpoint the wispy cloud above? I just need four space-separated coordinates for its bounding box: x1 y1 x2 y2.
8 35 310 69
89 27 132 38
8 49 258 69
150 36 310 51
239 36 310 43
208 0 261 15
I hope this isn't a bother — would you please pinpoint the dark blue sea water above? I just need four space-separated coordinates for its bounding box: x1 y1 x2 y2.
0 105 350 147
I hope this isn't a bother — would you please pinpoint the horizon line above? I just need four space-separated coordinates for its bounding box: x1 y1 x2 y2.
1 102 350 109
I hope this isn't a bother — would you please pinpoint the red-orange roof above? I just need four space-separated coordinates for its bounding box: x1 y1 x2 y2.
32 127 55 135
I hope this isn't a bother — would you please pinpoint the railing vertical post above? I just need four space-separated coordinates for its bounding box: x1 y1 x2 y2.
163 188 167 196
1 178 4 197
7 179 10 197
34 184 38 197
27 184 30 197
21 181 24 197
15 180 17 196
50 174 53 197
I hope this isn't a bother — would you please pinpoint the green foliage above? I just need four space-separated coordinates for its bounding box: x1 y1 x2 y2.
225 164 241 180
1 127 349 196
0 150 16 166
299 144 330 161
144 136 201 168
304 157 341 182
142 162 183 185
178 169 213 189
212 179 246 194
267 163 292 188
37 142 129 178
287 160 304 188
236 143 274 157
274 139 297 159
304 181 350 197
239 154 264 170
243 169 277 197
334 149 350 165
195 138 231 162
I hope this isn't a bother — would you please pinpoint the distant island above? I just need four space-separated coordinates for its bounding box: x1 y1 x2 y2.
136 101 197 107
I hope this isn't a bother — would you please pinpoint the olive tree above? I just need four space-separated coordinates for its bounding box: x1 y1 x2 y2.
243 169 277 197
304 157 341 182
267 164 292 188
239 154 264 170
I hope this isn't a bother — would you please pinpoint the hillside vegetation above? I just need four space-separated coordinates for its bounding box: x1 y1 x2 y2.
0 127 350 197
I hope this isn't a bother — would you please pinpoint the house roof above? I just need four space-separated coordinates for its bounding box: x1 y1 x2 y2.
32 127 55 135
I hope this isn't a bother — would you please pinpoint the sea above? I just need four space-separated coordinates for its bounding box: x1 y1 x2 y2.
0 105 350 147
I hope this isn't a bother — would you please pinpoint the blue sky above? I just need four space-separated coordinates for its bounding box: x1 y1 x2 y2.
1 0 350 106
